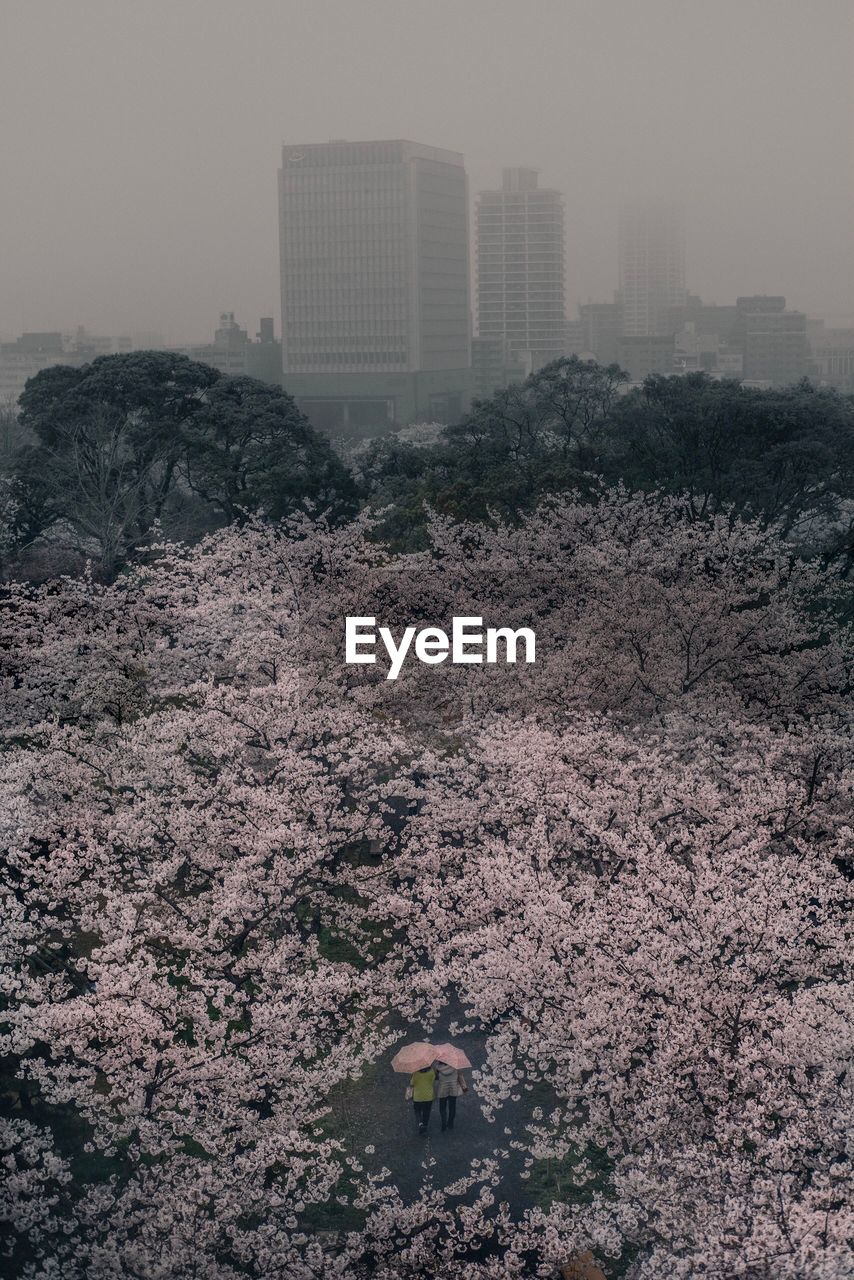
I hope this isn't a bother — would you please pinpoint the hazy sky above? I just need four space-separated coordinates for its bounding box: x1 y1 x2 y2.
1 0 852 342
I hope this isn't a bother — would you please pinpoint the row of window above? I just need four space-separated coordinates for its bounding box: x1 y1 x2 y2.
285 307 408 317
290 352 408 365
286 340 407 350
477 247 565 254
479 271 566 279
284 269 411 280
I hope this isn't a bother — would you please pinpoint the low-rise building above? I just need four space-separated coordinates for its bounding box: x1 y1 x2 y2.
661 296 740 347
0 317 283 411
0 329 131 407
713 351 744 379
617 334 676 383
734 297 808 386
578 301 622 366
673 322 720 373
807 320 854 391
176 313 283 385
563 321 587 357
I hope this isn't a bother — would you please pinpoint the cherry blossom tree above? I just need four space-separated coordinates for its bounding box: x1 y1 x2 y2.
2 490 852 1277
380 716 853 1278
1 524 415 1276
359 488 852 728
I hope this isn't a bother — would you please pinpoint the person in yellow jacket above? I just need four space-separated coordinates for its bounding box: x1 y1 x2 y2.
409 1066 436 1134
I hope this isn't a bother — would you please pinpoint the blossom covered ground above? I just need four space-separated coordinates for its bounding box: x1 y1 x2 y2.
2 492 852 1278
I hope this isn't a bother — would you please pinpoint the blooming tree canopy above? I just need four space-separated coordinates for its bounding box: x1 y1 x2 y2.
2 491 851 1278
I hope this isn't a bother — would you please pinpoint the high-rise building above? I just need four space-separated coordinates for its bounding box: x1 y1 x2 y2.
619 203 686 337
475 168 566 370
277 139 472 431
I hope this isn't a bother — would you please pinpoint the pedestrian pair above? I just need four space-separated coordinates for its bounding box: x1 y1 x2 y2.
408 1059 468 1135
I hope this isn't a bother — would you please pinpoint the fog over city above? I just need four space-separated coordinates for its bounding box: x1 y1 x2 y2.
1 0 852 343
4 6 854 1278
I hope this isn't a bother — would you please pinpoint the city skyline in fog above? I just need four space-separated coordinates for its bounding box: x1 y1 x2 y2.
1 0 852 343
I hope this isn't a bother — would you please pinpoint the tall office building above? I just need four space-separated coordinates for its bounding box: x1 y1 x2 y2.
278 139 471 430
475 168 566 371
619 203 686 337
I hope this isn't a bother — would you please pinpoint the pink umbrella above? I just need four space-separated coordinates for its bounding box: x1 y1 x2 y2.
391 1041 436 1073
431 1042 472 1069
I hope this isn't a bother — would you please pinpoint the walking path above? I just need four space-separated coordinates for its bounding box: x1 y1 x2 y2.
327 1014 550 1215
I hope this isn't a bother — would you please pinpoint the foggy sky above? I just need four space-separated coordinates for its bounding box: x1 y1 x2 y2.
1 0 852 343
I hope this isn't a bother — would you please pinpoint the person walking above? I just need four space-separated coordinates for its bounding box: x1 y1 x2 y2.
434 1058 467 1131
409 1065 436 1134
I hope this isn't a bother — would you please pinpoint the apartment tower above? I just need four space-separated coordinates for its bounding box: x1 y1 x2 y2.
619 203 686 337
475 167 566 371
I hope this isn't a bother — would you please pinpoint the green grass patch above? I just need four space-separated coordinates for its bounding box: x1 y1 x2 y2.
527 1141 612 1209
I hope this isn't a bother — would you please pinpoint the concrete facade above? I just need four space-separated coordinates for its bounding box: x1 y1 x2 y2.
475 168 566 370
277 139 471 427
178 313 283 385
0 330 132 407
619 203 686 337
617 334 676 383
578 301 623 366
808 321 854 391
470 336 527 401
281 366 472 433
735 297 808 386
